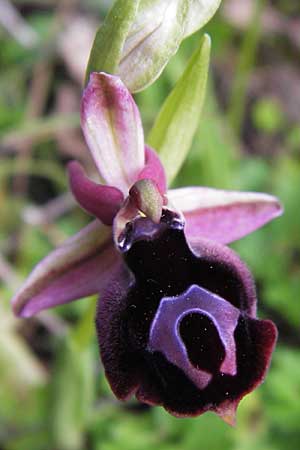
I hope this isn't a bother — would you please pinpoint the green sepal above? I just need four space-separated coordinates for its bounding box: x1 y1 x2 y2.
147 34 211 184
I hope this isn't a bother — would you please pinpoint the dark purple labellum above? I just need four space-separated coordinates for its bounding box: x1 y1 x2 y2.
96 210 277 419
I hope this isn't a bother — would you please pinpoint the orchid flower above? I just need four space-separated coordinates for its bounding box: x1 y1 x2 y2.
12 72 282 423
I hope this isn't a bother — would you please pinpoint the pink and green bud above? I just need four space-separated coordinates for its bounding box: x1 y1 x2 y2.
86 0 222 93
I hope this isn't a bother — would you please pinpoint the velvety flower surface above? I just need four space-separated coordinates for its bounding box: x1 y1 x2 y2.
12 72 282 422
97 210 277 421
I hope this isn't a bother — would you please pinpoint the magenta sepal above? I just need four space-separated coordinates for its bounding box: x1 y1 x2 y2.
12 221 122 317
20 245 122 317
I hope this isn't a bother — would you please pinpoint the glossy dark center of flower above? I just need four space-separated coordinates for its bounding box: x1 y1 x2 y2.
123 211 252 314
179 313 225 373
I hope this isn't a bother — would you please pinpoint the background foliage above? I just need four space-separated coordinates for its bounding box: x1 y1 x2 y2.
0 1 299 449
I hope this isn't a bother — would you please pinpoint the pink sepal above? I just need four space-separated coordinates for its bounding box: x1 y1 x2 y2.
168 187 283 244
12 221 120 317
81 72 145 195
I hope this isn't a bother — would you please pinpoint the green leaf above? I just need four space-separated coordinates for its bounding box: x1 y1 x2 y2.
148 34 211 184
174 82 239 189
85 0 140 84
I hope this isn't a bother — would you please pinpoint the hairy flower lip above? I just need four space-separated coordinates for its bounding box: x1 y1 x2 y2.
147 315 277 420
97 210 278 420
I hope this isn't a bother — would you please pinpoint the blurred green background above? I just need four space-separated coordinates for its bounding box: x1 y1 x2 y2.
0 1 300 449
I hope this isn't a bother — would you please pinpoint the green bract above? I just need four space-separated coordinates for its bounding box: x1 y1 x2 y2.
117 0 189 92
148 34 211 184
85 0 221 92
184 0 222 38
